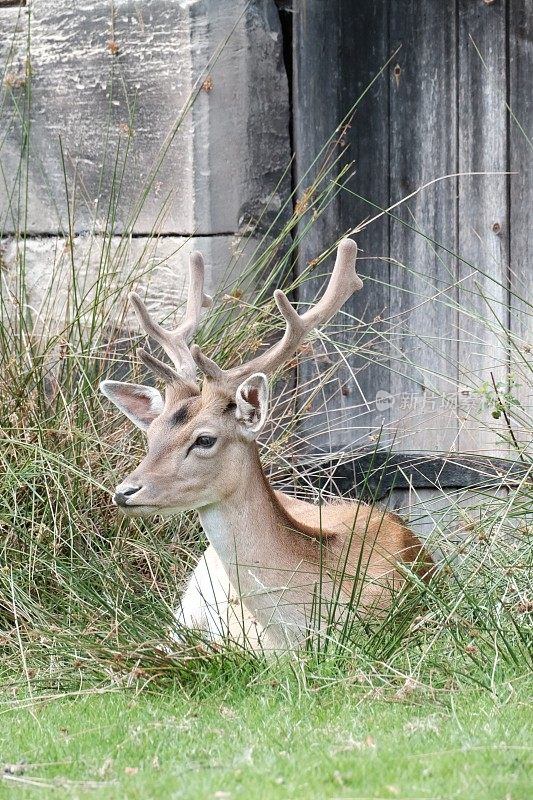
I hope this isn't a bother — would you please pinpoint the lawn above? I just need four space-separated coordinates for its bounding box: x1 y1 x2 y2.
1 675 531 799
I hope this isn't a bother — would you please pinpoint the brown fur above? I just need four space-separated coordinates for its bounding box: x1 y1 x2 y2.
260 454 433 585
259 451 434 613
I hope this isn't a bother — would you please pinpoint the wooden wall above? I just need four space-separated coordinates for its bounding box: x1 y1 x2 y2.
293 0 532 466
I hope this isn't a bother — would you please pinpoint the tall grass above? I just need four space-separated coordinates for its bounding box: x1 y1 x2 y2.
0 8 531 697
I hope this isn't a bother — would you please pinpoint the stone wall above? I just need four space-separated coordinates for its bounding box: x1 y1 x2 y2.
0 0 291 330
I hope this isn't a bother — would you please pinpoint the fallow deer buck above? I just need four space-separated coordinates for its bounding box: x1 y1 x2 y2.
100 239 432 651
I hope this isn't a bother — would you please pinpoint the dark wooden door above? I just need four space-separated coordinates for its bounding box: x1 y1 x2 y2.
291 0 532 468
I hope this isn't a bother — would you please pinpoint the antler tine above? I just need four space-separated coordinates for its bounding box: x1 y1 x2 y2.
296 238 362 329
129 251 213 382
137 348 181 385
192 238 362 388
180 251 213 341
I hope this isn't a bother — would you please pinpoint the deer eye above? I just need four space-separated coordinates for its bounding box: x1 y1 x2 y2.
194 435 217 449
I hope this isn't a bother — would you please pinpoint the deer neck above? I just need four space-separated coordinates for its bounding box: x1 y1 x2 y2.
198 445 295 563
197 445 321 646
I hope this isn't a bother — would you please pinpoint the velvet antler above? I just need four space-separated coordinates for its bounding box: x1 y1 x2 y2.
130 251 212 383
192 238 362 389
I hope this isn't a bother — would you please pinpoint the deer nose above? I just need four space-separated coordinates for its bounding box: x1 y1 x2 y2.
113 486 143 506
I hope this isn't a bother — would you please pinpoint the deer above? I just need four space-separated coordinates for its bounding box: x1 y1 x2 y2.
100 239 433 652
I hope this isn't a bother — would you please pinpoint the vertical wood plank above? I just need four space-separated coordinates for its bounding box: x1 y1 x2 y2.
292 0 342 262
388 0 459 452
509 0 533 451
293 0 391 452
457 0 509 455
292 0 343 453
339 0 391 449
291 0 527 460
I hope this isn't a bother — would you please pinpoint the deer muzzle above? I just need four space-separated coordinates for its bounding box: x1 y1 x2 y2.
113 484 143 507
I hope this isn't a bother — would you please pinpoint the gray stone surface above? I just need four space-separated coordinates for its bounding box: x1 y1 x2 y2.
0 0 291 235
1 233 262 338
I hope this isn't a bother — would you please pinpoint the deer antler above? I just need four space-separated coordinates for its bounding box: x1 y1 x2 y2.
191 238 362 389
130 251 212 383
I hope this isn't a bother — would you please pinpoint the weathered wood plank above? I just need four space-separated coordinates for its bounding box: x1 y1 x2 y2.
292 0 342 253
0 0 291 235
388 0 459 452
292 0 345 452
338 0 392 448
292 0 529 460
293 0 392 452
509 0 533 452
285 451 529 501
456 0 509 455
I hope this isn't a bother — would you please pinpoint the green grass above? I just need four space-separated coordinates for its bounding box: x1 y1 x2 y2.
1 677 531 799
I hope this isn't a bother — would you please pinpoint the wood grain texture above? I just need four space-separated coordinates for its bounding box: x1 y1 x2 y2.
294 0 462 453
388 0 459 453
292 0 346 452
293 0 530 460
339 0 392 449
457 0 509 455
293 0 395 452
287 451 528 501
509 0 533 450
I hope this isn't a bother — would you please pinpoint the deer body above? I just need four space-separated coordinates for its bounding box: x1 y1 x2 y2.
177 451 427 650
100 240 432 652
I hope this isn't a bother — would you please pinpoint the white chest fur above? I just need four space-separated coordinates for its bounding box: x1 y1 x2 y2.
174 545 271 650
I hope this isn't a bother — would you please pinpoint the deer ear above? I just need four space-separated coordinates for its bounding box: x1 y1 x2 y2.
234 373 269 439
100 380 164 431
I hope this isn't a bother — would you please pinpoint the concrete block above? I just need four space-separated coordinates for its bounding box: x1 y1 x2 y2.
0 1 291 235
0 233 263 341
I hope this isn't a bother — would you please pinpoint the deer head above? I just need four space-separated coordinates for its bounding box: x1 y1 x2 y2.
100 239 362 515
